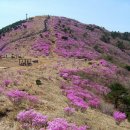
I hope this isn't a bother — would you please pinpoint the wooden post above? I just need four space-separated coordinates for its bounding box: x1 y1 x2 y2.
21 59 24 65
27 59 29 66
26 13 28 20
19 59 20 65
25 59 27 66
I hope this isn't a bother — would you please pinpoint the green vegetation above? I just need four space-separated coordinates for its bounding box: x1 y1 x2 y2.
0 18 33 37
111 31 130 41
100 34 110 43
107 83 130 121
94 44 102 53
107 83 128 108
36 79 42 87
125 65 130 71
86 25 94 31
122 32 130 41
116 41 125 50
103 54 113 63
0 20 26 36
111 31 121 39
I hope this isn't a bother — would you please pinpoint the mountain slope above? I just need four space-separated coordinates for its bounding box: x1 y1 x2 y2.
0 16 130 130
0 16 130 63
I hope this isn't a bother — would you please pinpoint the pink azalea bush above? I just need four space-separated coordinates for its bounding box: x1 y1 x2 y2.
83 59 118 83
113 111 126 125
64 107 75 116
59 59 118 85
88 98 101 108
3 79 12 87
51 17 101 60
17 110 89 130
47 118 68 130
6 89 38 104
59 68 111 95
62 84 99 110
47 118 89 130
17 109 47 129
32 38 51 56
59 67 112 110
55 38 100 60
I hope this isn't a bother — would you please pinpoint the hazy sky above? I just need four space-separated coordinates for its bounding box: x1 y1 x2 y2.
0 0 130 32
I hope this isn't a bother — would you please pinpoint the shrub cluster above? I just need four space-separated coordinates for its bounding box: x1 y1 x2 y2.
17 110 89 130
59 66 112 110
113 111 126 125
6 89 38 105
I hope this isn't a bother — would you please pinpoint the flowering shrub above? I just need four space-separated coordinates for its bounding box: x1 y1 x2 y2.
61 83 100 110
64 107 75 116
83 59 117 80
60 68 111 95
27 95 39 103
3 79 12 87
47 118 68 130
32 38 51 56
17 111 89 130
6 89 38 104
6 90 27 104
113 111 126 125
55 38 100 60
47 118 89 130
66 91 89 109
17 109 47 129
51 17 103 60
60 69 110 108
59 66 114 110
32 113 48 128
88 98 100 108
62 59 119 86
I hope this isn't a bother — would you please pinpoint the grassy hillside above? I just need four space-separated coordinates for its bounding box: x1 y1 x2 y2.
0 16 130 130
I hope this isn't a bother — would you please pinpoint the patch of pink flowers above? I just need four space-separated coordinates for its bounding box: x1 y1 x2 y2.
113 111 126 125
64 107 75 116
6 89 38 104
84 59 118 80
55 38 100 60
3 79 12 87
17 110 89 130
88 98 100 108
59 68 110 95
17 109 47 129
47 118 89 130
59 66 112 110
47 118 68 130
62 84 99 109
32 38 51 56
